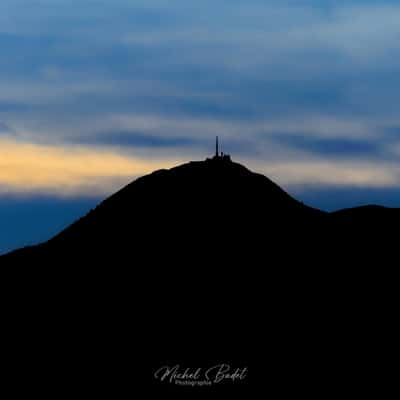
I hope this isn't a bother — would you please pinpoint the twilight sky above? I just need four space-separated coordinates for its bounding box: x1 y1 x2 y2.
2 0 400 252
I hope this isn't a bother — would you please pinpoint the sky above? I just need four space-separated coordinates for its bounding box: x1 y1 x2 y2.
2 0 400 252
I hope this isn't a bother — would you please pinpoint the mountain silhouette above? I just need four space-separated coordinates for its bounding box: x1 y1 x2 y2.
1 156 398 396
3 157 325 261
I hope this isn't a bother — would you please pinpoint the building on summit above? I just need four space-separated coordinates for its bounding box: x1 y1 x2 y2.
212 136 231 162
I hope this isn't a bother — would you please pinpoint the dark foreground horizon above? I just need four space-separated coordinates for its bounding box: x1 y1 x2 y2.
2 156 398 396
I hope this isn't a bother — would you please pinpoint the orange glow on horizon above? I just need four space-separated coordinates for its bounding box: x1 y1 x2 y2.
0 138 181 196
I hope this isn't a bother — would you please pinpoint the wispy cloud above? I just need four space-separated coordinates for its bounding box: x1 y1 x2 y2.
0 138 181 196
257 160 400 188
1 1 400 198
0 121 13 135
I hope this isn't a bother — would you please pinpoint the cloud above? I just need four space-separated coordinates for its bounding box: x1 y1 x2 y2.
1 135 400 199
80 131 203 148
0 138 181 196
1 0 400 201
254 160 400 188
120 2 400 71
273 135 380 158
0 121 13 135
0 79 117 105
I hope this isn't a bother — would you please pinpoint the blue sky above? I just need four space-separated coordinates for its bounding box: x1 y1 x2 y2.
2 0 400 252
